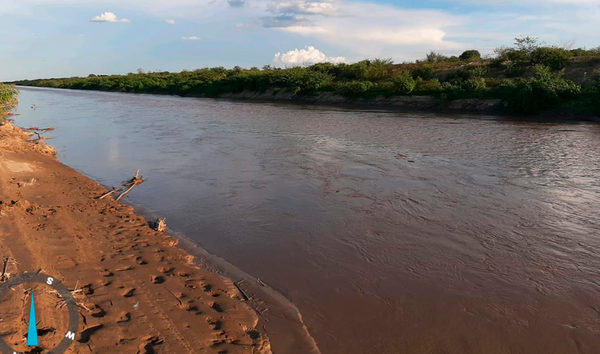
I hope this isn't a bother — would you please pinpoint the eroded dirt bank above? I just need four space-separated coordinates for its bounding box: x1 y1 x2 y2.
0 122 272 353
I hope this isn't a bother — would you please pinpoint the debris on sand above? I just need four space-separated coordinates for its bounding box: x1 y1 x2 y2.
150 217 167 232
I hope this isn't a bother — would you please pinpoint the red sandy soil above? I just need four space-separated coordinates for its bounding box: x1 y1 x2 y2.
0 121 271 353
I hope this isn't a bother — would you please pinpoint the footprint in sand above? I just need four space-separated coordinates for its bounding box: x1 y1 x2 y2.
205 318 222 330
116 264 134 272
150 275 165 284
116 311 131 323
121 288 136 297
180 302 198 312
199 281 212 293
138 335 164 354
87 303 106 318
37 327 56 336
157 266 174 275
210 335 227 348
210 302 224 313
78 324 104 343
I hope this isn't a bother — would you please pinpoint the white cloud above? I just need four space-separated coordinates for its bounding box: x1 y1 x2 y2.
268 2 464 59
90 11 130 23
182 36 201 40
166 19 176 24
273 45 346 66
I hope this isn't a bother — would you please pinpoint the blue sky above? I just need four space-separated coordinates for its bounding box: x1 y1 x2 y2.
1 0 599 81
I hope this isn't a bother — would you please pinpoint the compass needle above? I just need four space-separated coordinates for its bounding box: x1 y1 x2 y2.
27 291 38 346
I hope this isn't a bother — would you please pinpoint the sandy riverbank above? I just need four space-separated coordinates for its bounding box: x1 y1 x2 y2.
0 121 274 353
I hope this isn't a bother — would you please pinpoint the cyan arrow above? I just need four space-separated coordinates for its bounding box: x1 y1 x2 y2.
27 291 38 346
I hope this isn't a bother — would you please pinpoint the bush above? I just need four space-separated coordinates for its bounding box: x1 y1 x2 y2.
570 47 600 57
371 81 395 96
392 72 416 94
415 79 442 92
340 59 393 81
470 66 487 78
424 51 448 63
461 77 487 91
410 65 434 80
530 47 572 70
266 68 333 94
496 48 529 63
592 70 600 90
506 65 581 113
505 62 528 77
336 80 374 97
585 70 600 111
448 66 488 82
484 78 503 88
459 50 481 61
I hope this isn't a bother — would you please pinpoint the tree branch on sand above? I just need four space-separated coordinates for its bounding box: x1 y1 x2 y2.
96 170 145 201
116 169 145 201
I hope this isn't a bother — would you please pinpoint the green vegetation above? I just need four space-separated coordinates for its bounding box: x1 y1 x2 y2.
9 37 600 115
0 83 18 122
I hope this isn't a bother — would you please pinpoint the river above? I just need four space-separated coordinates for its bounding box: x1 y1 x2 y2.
14 86 600 353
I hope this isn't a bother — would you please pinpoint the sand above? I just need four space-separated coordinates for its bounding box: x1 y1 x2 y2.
0 121 272 353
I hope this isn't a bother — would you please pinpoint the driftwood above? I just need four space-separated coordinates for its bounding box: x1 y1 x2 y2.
233 280 250 301
23 127 55 132
116 169 145 201
96 170 145 201
98 187 118 200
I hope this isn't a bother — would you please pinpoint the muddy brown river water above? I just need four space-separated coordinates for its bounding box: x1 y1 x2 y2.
15 86 600 353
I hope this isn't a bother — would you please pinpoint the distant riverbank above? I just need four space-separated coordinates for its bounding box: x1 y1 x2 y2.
8 40 600 118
